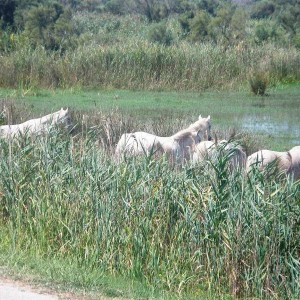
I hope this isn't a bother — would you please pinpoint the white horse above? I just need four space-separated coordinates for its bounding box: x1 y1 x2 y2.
193 139 247 171
0 108 72 138
247 146 300 181
192 140 215 163
187 115 212 141
246 149 291 177
115 115 212 163
288 146 300 181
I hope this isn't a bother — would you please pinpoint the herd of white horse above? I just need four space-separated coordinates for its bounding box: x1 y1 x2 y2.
115 114 300 181
0 108 299 181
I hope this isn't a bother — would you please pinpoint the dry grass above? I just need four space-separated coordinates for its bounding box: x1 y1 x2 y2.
0 42 299 91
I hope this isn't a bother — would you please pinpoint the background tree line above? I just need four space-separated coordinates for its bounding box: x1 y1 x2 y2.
0 0 300 52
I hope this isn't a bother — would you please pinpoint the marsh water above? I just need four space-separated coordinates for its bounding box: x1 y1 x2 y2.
237 113 300 150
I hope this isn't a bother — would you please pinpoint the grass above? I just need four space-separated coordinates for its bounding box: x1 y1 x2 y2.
1 83 300 151
0 40 299 91
0 131 299 299
0 84 299 298
0 248 163 299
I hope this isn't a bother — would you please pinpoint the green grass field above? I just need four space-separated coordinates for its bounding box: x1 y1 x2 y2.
0 84 300 299
1 83 300 151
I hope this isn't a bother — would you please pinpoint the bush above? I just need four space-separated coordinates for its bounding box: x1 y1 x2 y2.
188 10 210 42
249 72 269 96
148 22 173 46
23 3 75 51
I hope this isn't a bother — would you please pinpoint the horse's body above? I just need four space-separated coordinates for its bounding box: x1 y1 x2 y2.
115 129 201 163
115 115 211 163
192 140 215 162
246 149 292 177
193 139 247 171
221 140 247 171
115 131 160 157
0 108 72 138
287 146 300 181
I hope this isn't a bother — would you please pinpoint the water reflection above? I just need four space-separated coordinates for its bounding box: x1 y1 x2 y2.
240 114 300 144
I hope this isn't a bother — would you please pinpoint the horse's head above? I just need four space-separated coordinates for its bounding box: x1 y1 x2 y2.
204 115 212 141
190 115 212 141
57 108 73 132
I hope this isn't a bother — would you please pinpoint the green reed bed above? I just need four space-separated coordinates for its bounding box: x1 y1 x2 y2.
0 42 299 90
0 130 299 299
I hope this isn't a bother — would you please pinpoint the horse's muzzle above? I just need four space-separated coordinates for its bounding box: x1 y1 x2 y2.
208 135 213 141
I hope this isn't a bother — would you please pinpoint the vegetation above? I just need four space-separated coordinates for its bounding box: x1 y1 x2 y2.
0 0 299 298
0 120 299 298
249 71 269 96
0 0 299 90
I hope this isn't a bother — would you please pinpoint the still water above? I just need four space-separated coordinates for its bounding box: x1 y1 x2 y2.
240 114 300 147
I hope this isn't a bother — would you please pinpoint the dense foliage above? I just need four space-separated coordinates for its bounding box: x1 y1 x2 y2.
0 0 299 90
0 120 299 298
1 0 300 49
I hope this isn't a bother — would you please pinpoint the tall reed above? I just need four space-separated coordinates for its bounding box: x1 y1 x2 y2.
0 129 299 298
0 42 299 90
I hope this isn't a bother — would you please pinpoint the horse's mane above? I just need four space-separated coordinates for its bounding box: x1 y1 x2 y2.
188 118 209 131
172 128 194 141
39 109 67 124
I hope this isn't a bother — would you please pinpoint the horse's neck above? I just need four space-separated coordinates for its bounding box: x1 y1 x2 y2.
189 120 207 131
39 112 61 124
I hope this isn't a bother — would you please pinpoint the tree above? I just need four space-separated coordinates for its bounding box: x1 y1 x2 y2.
0 0 17 29
250 1 275 19
23 2 74 50
277 4 300 34
188 10 211 42
14 0 46 30
208 6 247 44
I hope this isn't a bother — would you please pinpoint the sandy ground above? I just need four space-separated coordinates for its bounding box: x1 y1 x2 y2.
0 276 126 300
0 266 127 300
0 277 58 300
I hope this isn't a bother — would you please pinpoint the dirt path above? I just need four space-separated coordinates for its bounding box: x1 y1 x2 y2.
0 275 127 300
0 267 128 300
0 277 58 300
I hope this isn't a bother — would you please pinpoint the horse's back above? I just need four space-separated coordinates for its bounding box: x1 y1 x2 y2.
247 150 275 171
247 149 291 173
193 141 216 163
115 131 159 158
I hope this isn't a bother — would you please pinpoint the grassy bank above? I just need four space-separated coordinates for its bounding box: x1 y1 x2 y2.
0 131 299 299
1 84 300 151
0 42 299 91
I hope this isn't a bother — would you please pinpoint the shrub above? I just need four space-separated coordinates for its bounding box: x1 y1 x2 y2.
293 31 300 49
249 72 269 96
23 3 75 51
148 22 173 46
188 10 210 42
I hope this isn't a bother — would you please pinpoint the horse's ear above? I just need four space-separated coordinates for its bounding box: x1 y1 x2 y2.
207 115 210 120
198 115 202 120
